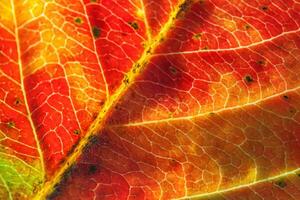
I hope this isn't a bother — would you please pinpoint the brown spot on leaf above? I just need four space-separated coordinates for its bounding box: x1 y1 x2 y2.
128 21 139 30
260 5 268 11
275 179 287 188
88 164 98 175
7 121 15 128
244 75 254 83
14 98 22 106
169 66 178 75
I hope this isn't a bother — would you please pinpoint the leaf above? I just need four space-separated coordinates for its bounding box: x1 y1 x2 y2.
0 0 300 199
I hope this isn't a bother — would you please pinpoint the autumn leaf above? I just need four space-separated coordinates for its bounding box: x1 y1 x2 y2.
0 0 300 199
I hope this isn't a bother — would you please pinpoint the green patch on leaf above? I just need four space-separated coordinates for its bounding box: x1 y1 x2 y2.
0 153 43 198
92 26 101 38
128 21 139 30
74 17 83 24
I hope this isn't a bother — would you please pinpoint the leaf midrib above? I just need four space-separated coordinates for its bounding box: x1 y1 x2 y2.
34 0 188 199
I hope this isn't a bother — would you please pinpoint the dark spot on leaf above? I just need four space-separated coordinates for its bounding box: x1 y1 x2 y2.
88 135 100 146
128 21 139 30
92 26 101 38
90 0 97 2
146 48 152 54
289 107 296 114
244 24 251 30
170 159 179 167
202 46 209 50
88 164 98 175
244 75 254 83
193 33 201 39
169 66 178 75
92 113 98 120
73 129 80 135
275 179 287 188
176 0 192 18
123 75 129 85
14 98 22 106
257 60 265 65
283 95 289 100
260 5 268 11
114 104 121 110
74 17 83 24
7 121 15 128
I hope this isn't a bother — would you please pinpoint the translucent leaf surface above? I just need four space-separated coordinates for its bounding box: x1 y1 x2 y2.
0 0 300 199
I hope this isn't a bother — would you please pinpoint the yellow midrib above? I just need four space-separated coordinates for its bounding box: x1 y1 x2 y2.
10 0 46 179
34 0 188 199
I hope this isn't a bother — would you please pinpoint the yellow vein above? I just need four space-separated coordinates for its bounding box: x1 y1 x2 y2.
10 0 45 177
0 175 12 200
139 0 152 42
80 0 110 99
174 168 300 199
121 85 300 127
34 0 188 199
154 28 300 56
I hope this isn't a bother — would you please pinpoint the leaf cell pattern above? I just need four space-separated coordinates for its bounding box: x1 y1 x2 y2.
0 0 300 199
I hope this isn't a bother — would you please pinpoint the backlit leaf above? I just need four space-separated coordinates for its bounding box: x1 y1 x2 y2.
0 0 300 199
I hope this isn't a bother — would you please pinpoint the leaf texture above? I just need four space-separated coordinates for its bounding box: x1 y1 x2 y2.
0 0 300 199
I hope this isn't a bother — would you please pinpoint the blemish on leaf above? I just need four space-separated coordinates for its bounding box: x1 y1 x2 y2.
257 60 265 66
74 17 83 24
244 75 254 83
123 75 130 85
159 37 165 43
283 95 289 100
92 26 101 38
244 24 251 30
14 98 22 106
170 159 180 167
202 46 209 50
176 0 192 18
88 164 98 175
7 121 15 128
260 5 268 11
146 48 152 54
193 33 201 40
87 135 100 146
289 107 296 114
275 179 287 188
169 66 178 75
128 21 139 30
73 129 80 135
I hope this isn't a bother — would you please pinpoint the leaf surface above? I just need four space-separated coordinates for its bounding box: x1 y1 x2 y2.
1 0 300 199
